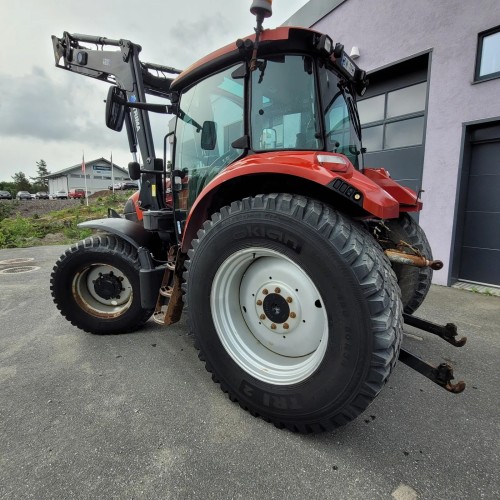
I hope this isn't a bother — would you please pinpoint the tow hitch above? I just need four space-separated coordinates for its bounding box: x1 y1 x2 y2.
399 314 466 393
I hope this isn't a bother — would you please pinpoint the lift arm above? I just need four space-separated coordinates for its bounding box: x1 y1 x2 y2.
51 32 182 210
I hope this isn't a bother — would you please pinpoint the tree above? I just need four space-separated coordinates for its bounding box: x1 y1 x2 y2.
30 159 50 191
12 172 32 192
0 181 16 196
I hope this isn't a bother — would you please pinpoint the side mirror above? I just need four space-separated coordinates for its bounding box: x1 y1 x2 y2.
201 121 217 150
128 161 141 180
105 86 126 131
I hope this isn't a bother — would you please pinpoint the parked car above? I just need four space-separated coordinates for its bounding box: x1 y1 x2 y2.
108 182 122 190
54 190 68 199
68 188 86 199
0 190 12 200
120 181 139 190
35 191 50 199
16 191 32 200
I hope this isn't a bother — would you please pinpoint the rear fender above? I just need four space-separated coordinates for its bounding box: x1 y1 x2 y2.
181 152 400 252
363 168 423 212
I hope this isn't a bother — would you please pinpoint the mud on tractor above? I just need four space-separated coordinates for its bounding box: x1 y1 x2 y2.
50 1 466 433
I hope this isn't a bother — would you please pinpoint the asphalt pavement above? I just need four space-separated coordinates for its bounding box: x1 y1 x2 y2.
0 244 499 500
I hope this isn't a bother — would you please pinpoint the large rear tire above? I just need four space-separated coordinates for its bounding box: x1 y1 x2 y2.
51 235 154 334
384 214 433 314
185 194 402 433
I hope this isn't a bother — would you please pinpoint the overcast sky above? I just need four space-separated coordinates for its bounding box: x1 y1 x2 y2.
0 0 309 182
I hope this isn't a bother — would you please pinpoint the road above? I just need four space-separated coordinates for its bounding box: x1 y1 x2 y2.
0 244 499 499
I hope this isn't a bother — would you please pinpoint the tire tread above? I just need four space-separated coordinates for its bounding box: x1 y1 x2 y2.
184 194 402 433
50 235 154 335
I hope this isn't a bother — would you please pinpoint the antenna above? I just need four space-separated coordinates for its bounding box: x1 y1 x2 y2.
249 1 273 71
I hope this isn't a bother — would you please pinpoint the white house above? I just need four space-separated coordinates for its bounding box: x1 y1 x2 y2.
46 158 130 195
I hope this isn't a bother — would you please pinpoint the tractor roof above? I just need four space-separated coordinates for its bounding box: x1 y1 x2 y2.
170 26 321 92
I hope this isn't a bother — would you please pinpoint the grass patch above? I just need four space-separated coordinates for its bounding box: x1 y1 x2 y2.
0 193 130 249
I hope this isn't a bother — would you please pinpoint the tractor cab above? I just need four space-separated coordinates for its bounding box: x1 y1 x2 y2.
170 26 368 214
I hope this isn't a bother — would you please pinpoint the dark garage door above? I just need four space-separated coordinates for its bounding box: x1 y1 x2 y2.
459 130 500 286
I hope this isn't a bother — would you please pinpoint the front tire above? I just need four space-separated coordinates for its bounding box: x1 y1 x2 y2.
185 194 402 433
51 235 154 334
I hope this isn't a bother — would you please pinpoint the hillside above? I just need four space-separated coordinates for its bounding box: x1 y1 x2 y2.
0 191 130 248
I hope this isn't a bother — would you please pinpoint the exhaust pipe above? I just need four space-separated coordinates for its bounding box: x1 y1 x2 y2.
384 249 443 270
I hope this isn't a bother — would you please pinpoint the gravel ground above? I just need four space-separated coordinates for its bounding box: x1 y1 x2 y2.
0 191 114 219
0 199 82 218
0 245 499 500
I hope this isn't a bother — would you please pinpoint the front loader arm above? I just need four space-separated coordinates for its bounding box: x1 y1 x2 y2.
51 32 180 97
51 32 182 211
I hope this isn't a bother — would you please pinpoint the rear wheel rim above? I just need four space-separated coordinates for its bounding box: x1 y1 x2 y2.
211 248 328 385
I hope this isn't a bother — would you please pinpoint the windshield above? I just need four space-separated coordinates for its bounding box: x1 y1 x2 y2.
318 65 363 168
174 65 245 209
251 55 322 151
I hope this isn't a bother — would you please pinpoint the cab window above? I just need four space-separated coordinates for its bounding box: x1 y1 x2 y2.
251 55 322 151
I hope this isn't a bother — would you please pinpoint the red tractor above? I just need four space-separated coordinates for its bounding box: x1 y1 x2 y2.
50 1 465 432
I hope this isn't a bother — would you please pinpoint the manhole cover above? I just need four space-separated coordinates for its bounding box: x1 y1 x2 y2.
0 258 35 265
0 266 40 274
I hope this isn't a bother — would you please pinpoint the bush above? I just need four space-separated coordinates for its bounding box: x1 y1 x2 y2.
0 201 17 222
0 216 42 248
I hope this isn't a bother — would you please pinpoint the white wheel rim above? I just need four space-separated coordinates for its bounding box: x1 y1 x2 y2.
211 248 328 385
72 264 133 318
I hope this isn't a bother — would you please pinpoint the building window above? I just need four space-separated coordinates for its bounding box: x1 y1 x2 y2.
358 81 427 152
475 26 500 81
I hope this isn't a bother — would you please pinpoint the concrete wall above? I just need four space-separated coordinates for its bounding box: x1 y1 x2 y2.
312 0 500 285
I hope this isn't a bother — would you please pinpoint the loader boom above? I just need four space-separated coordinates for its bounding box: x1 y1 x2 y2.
52 32 182 211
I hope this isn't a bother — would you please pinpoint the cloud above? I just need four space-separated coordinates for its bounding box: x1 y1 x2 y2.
0 67 92 141
168 13 235 65
0 0 309 181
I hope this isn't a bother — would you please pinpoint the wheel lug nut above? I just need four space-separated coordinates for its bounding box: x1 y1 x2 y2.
262 289 268 295
256 300 263 306
289 312 296 319
260 314 266 320
275 287 281 293
286 297 293 303
283 323 289 329
271 324 276 330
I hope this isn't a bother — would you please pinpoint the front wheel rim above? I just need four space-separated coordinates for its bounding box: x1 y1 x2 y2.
211 248 328 385
72 263 133 318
